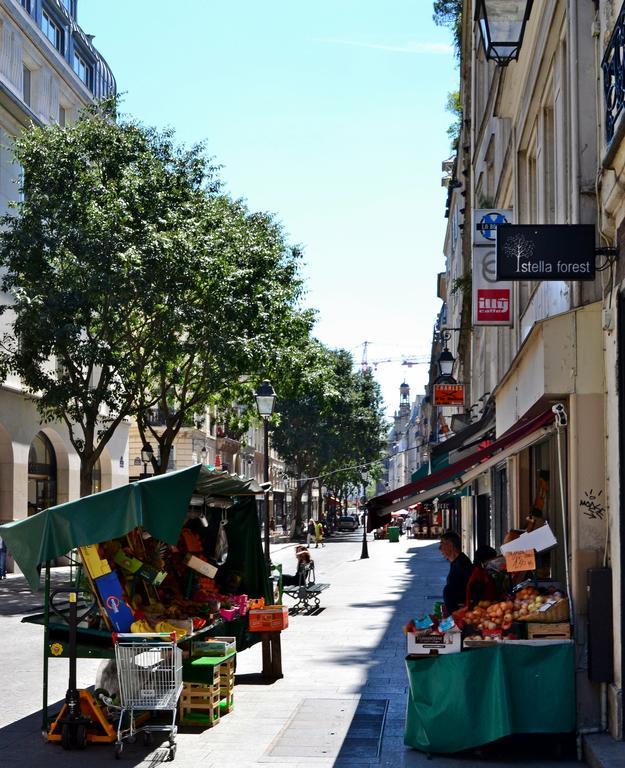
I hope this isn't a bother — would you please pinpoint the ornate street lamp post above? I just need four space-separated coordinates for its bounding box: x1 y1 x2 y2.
255 380 277 574
360 467 369 560
475 0 533 66
140 442 154 479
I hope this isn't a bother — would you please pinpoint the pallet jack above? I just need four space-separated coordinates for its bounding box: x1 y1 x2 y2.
47 586 117 749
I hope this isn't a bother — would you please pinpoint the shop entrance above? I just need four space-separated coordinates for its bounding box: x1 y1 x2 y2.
28 432 57 515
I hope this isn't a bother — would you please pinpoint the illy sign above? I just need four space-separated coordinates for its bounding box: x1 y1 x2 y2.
496 225 596 281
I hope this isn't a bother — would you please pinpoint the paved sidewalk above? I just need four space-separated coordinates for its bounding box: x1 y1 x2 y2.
0 533 595 767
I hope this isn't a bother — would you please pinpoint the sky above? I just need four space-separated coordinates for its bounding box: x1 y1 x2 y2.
78 1 458 418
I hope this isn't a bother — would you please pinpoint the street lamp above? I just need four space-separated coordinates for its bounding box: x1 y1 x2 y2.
140 442 154 478
360 467 369 560
475 0 534 66
255 380 277 574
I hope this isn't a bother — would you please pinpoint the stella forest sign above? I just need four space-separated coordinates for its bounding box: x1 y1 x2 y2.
496 225 596 281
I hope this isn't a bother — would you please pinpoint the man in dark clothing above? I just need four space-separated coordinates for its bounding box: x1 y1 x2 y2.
439 530 473 615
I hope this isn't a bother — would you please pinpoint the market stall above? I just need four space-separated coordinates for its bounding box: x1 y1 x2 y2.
403 524 576 754
0 464 286 739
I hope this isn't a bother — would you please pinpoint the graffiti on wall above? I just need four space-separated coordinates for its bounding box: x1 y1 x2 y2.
579 489 605 520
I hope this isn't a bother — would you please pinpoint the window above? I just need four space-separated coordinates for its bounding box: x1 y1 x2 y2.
58 105 66 127
20 0 31 14
73 50 91 89
60 0 73 14
42 10 63 52
22 64 31 106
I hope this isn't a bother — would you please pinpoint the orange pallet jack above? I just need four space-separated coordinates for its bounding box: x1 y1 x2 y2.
47 588 116 748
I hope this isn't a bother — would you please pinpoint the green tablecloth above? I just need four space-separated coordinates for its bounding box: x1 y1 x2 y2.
404 642 575 754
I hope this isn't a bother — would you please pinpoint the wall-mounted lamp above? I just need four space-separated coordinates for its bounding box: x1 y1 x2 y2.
475 0 533 66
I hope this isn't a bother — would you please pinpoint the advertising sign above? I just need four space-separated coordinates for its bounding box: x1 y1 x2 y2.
433 383 465 406
496 224 596 281
473 209 513 246
472 246 513 326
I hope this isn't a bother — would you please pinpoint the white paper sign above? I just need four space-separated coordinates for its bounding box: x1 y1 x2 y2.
500 523 558 555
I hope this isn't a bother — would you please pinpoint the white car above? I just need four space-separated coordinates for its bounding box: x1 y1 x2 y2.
337 515 359 531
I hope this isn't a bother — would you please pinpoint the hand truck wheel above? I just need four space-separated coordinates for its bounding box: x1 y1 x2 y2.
143 731 153 746
75 722 87 750
115 741 123 759
168 743 176 761
61 722 72 751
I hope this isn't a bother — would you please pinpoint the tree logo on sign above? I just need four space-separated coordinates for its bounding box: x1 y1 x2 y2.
504 233 535 273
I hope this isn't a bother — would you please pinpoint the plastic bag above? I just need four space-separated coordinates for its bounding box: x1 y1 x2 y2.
214 519 228 565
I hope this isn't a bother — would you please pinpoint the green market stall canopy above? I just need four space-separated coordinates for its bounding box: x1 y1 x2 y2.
0 464 264 591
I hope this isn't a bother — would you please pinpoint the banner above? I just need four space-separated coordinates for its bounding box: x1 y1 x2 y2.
472 246 513 326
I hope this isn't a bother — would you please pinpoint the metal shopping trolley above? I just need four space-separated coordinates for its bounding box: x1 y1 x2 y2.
112 633 182 761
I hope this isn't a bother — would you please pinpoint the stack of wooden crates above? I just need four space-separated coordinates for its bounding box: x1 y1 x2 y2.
178 646 236 727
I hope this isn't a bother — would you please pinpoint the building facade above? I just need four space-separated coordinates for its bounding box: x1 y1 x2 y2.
443 0 618 740
0 0 123 547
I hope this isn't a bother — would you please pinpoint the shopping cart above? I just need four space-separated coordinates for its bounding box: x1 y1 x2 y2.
112 632 182 761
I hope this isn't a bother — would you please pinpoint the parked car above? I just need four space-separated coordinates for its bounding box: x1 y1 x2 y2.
337 515 358 531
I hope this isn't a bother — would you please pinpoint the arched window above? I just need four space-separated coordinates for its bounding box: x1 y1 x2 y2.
28 432 57 514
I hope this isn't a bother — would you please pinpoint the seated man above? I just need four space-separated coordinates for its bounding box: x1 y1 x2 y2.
439 530 473 615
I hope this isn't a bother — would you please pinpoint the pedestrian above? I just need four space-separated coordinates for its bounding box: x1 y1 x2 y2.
307 517 315 547
0 533 6 579
314 520 325 548
439 530 473 616
281 547 312 586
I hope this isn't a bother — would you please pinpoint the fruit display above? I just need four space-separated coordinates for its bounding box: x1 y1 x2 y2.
80 520 254 642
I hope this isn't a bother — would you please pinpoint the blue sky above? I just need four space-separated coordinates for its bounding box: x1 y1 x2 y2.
79 1 457 416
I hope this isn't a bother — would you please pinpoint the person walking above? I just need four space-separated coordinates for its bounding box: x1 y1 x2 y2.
0 533 7 579
314 520 325 548
307 517 315 547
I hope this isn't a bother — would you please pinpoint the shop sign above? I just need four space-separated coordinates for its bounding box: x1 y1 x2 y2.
472 246 512 326
504 549 536 572
473 209 513 246
433 383 464 406
496 224 596 281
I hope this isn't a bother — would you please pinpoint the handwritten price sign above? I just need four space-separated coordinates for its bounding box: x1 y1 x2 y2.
504 549 536 572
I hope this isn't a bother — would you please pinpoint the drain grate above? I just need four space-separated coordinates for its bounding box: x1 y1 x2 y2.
263 697 388 762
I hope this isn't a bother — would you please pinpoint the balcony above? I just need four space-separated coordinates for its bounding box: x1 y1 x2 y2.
602 4 625 144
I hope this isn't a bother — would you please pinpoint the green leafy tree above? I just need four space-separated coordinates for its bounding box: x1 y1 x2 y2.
0 99 219 496
135 194 314 474
433 0 463 58
271 345 386 537
445 90 462 151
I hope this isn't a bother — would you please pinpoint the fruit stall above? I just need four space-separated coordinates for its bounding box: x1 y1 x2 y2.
0 464 288 738
402 526 575 754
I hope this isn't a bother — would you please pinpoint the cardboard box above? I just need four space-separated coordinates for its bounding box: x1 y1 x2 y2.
79 544 111 579
113 550 167 586
94 571 134 632
406 630 462 656
192 636 237 657
185 554 218 579
248 606 288 632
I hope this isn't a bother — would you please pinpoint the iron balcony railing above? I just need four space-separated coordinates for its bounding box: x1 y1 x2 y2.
602 2 625 143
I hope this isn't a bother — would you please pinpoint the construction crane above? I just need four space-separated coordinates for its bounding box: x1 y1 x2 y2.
359 341 429 371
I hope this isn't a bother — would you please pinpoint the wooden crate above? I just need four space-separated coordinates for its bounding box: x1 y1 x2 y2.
526 622 571 640
179 678 221 727
219 656 235 713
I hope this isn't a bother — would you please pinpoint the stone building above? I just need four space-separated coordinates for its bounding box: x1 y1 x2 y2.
0 0 123 541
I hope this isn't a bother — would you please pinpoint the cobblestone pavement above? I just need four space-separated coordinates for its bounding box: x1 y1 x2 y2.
0 532 585 767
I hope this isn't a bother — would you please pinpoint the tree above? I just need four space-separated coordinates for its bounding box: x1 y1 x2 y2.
135 193 314 475
445 90 462 151
433 0 463 58
271 344 386 536
0 99 219 496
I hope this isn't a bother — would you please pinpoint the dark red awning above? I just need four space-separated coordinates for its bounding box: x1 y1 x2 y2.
367 408 556 531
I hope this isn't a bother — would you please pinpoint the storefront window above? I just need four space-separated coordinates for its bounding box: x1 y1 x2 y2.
28 432 57 514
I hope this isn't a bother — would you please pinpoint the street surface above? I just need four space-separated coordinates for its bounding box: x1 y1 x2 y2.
0 530 583 767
